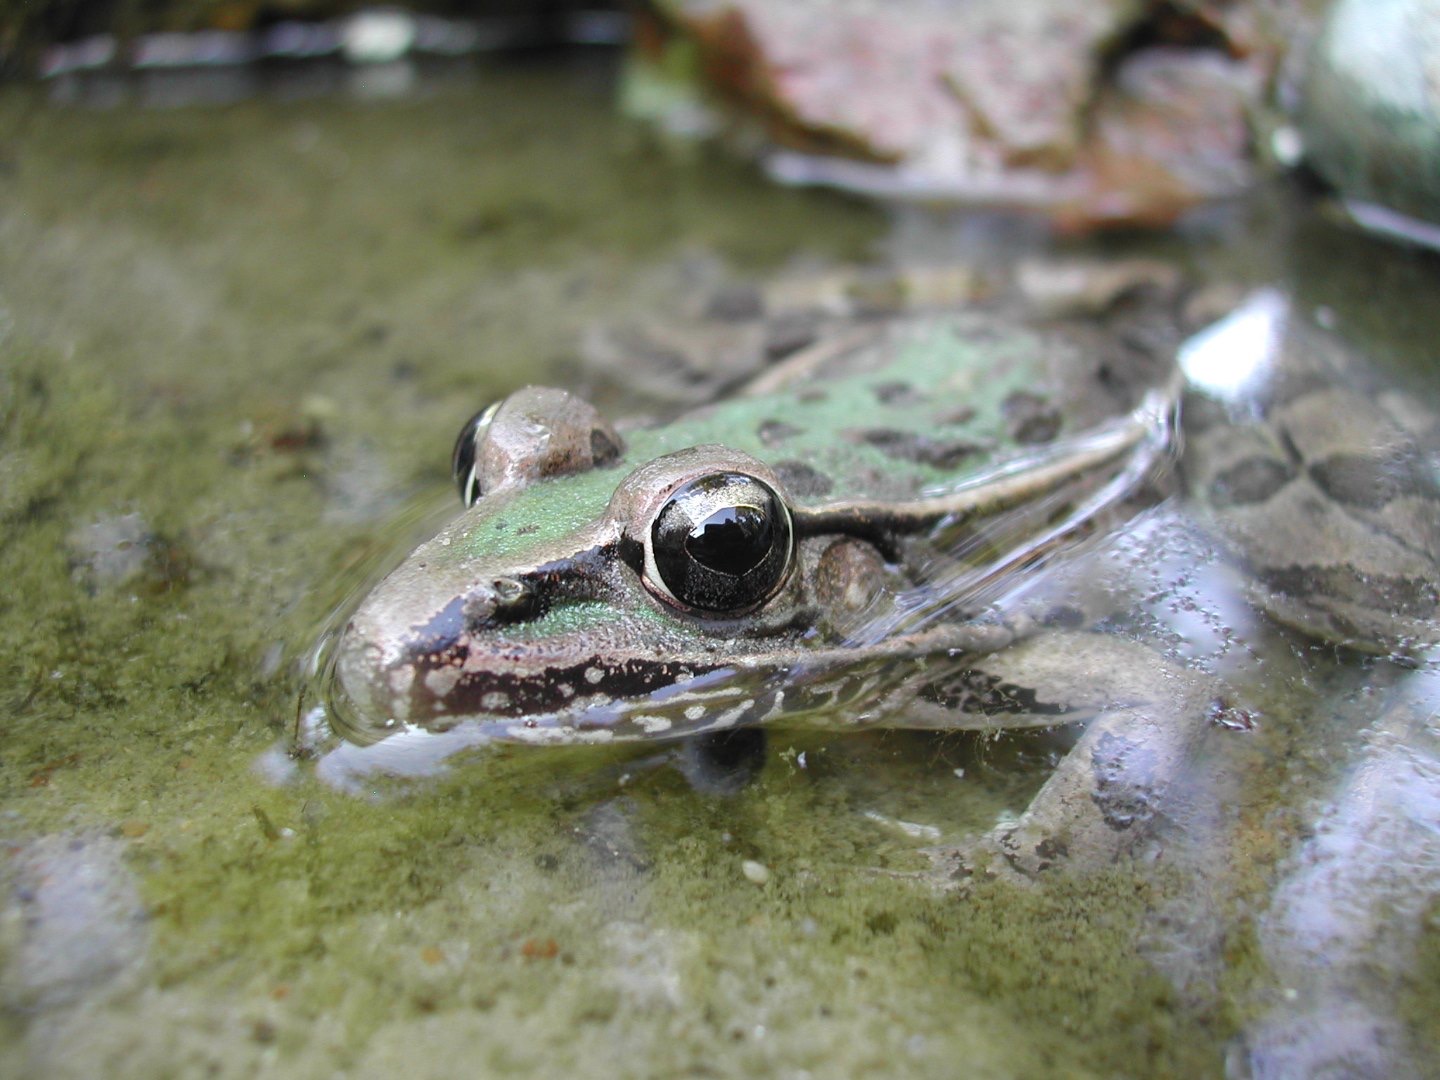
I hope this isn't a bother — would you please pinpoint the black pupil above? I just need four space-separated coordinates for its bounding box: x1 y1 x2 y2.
686 505 772 577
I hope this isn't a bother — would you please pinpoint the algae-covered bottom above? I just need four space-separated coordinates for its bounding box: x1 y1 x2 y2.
1 58 1438 1078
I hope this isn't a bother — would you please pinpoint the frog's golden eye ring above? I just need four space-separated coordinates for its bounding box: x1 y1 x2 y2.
647 472 794 614
451 401 501 507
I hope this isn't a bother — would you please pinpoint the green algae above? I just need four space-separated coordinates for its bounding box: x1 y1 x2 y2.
98 744 1225 1079
1397 897 1440 1063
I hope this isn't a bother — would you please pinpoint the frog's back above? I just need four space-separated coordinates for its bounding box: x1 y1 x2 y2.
627 315 1171 508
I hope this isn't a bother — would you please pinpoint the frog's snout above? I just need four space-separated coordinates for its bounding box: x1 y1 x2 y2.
380 574 547 673
332 570 550 731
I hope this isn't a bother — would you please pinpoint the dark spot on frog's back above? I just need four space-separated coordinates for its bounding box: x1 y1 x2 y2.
704 283 765 321
1260 565 1439 621
1209 457 1294 507
933 405 975 427
773 460 833 498
764 311 822 362
848 428 983 470
1089 731 1161 832
758 420 803 447
955 320 1002 343
591 428 622 467
1309 452 1440 510
1002 391 1062 444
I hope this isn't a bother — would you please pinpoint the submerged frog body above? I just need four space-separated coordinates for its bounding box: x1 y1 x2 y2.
330 314 1180 747
325 290 1440 877
324 292 1440 852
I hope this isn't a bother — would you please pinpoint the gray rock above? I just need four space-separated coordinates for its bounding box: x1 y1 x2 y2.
1238 697 1440 1079
0 833 149 1012
65 513 154 593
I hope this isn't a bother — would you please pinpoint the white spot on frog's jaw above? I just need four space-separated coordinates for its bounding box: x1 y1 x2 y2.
556 683 575 699
712 698 756 729
634 715 672 734
423 667 460 698
584 666 604 685
481 691 510 711
505 725 615 746
684 704 706 721
388 666 416 698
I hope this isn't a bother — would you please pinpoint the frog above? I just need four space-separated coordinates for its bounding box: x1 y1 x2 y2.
322 289 1440 876
330 311 1178 739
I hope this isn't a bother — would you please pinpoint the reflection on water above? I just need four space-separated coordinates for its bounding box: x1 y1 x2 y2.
1178 288 1285 405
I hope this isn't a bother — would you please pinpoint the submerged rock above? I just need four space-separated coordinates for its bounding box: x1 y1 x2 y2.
65 512 192 595
65 513 154 593
0 833 149 1012
1238 696 1440 1079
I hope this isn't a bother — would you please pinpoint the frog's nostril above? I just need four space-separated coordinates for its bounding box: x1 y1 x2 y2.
492 576 527 604
460 577 541 630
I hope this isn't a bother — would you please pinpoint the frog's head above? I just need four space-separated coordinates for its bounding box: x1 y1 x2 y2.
330 388 878 746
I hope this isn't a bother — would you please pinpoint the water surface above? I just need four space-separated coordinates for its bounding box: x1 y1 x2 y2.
2 54 1437 1078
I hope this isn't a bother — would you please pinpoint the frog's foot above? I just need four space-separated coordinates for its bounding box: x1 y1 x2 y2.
927 676 1244 887
985 704 1203 879
918 631 1238 884
916 704 1212 891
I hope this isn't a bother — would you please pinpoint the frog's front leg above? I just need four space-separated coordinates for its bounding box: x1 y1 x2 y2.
987 701 1212 879
926 631 1237 883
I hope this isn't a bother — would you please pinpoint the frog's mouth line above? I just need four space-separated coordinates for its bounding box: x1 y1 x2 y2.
328 613 1093 748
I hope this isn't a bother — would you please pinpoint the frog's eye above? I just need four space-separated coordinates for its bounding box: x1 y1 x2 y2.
648 472 794 613
451 402 500 507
